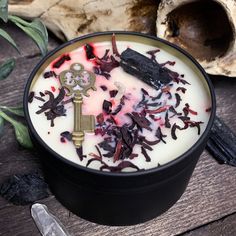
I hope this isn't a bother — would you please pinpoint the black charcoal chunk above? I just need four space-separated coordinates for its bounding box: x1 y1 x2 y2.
206 116 236 167
0 172 49 205
120 48 171 88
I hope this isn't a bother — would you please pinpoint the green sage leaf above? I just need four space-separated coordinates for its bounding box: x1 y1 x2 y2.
0 0 8 22
9 16 48 56
0 105 24 117
0 58 15 80
0 110 33 149
0 116 4 136
13 121 33 149
0 28 19 52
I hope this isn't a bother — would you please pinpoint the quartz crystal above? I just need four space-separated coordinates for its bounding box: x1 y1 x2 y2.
31 203 70 236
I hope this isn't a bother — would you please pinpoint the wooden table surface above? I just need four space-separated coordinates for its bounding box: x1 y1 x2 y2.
0 25 236 236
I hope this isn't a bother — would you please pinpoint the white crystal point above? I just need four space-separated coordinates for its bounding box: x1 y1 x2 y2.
31 203 71 236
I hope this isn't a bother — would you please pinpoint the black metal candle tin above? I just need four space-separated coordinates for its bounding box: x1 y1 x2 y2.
23 32 216 226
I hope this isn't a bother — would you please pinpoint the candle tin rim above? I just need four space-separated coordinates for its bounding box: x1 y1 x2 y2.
23 31 216 177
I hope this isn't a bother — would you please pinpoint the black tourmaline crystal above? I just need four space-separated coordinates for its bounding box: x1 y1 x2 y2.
206 116 236 167
120 48 172 89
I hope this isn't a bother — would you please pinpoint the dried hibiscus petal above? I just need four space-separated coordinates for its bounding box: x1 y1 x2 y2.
113 140 123 162
85 44 96 59
28 91 35 103
127 112 152 131
53 54 71 68
120 125 133 147
43 71 56 79
109 90 118 98
34 96 45 102
141 146 151 162
100 85 107 91
60 131 72 141
100 161 140 172
112 33 120 57
102 100 112 114
183 103 198 116
175 93 182 108
155 127 167 144
176 87 186 93
146 105 169 114
165 111 171 128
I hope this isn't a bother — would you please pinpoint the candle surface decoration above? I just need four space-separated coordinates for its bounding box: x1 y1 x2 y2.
28 36 211 172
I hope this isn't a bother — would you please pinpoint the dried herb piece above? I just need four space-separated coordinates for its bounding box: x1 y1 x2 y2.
100 85 107 91
95 145 102 159
165 111 171 128
60 131 72 141
52 54 71 68
183 103 198 116
102 100 112 114
169 106 182 116
161 61 176 67
100 49 110 60
155 127 167 143
60 137 66 143
111 104 122 116
120 125 133 147
85 43 96 59
184 120 203 135
51 86 56 92
43 71 56 79
146 105 169 114
151 92 163 101
141 88 149 96
112 33 120 57
141 146 151 162
28 91 35 103
127 112 152 131
113 140 122 162
175 93 182 108
179 78 190 85
39 92 45 97
171 123 179 140
109 90 118 98
0 172 49 205
146 49 160 62
36 88 66 127
98 140 115 154
100 161 140 172
176 87 186 93
97 55 120 73
34 96 45 102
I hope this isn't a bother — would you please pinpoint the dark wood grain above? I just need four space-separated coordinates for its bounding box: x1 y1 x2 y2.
0 25 235 236
181 212 236 236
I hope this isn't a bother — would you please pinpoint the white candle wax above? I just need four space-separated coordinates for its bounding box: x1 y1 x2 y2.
28 39 211 172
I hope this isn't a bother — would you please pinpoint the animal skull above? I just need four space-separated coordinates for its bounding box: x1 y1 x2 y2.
9 0 158 41
9 0 236 76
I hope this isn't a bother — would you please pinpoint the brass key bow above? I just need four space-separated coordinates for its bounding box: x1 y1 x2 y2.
59 63 96 147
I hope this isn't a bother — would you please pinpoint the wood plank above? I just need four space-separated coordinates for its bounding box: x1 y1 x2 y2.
0 35 235 236
182 212 236 236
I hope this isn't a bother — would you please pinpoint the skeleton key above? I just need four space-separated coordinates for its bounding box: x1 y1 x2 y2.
59 63 96 147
